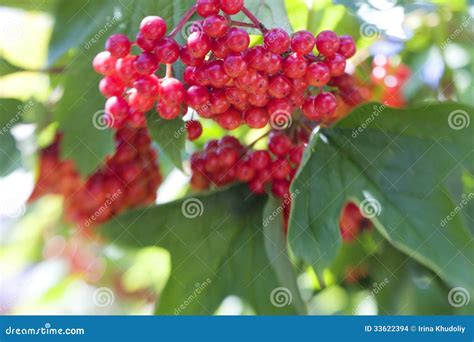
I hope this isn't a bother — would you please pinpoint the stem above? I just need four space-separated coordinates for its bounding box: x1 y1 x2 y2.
168 5 197 38
241 6 267 33
166 64 173 78
230 20 258 29
247 131 270 149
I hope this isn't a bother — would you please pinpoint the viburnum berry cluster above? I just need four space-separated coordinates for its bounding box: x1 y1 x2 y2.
93 0 357 138
190 130 306 197
29 127 161 228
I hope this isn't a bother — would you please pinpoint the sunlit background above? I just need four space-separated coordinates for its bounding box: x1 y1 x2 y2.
0 0 472 315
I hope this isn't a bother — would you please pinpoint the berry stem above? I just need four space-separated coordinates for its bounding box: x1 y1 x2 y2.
230 20 258 29
166 64 173 78
241 6 268 33
168 5 197 38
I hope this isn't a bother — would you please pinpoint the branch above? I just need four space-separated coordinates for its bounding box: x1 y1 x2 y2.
168 5 197 38
241 6 267 34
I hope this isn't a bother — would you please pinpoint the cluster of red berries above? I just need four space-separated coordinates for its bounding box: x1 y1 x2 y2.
93 0 357 141
189 131 305 198
29 128 161 228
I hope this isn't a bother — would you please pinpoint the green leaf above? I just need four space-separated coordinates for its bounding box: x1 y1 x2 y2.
0 131 21 176
102 185 297 315
47 1 117 66
0 0 58 12
0 98 24 129
263 196 306 314
289 102 474 290
146 113 185 171
369 244 473 315
0 57 26 76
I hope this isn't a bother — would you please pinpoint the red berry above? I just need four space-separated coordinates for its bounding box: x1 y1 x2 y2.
314 92 337 117
283 53 308 79
223 53 247 77
266 98 292 116
217 146 240 167
338 35 356 58
315 30 340 57
105 34 131 58
180 47 205 66
197 0 220 17
136 32 157 51
204 150 220 173
301 96 321 121
225 87 248 106
203 15 229 38
186 120 203 141
236 161 256 182
128 110 146 128
133 75 160 98
139 16 167 41
268 132 292 157
289 144 305 165
183 66 198 85
205 139 219 150
154 38 180 63
226 28 250 53
211 36 230 58
220 0 244 15
272 159 291 179
206 60 230 88
217 108 242 130
157 101 181 119
186 85 210 108
99 76 124 98
93 51 117 76
244 107 269 129
235 67 258 89
245 46 267 71
251 72 269 94
128 89 155 112
272 179 290 198
264 28 291 54
249 177 266 194
105 96 129 121
249 150 271 170
220 136 242 149
115 55 140 84
159 78 186 105
210 90 231 114
291 30 315 55
248 92 270 107
305 62 331 86
268 75 292 99
134 52 158 75
264 53 283 75
324 53 346 77
187 31 212 58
